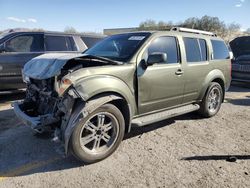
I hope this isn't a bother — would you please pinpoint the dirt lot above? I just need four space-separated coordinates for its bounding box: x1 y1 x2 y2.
0 83 250 188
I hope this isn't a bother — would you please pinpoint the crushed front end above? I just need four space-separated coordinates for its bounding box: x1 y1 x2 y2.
13 77 75 141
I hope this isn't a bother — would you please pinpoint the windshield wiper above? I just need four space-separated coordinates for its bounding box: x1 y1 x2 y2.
75 54 123 65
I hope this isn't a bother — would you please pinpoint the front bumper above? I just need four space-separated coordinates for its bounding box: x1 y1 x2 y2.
12 101 59 132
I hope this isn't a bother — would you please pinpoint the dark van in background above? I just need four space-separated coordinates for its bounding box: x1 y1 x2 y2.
230 36 250 83
0 30 105 91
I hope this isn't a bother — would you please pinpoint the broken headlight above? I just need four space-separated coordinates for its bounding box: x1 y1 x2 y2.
55 77 72 96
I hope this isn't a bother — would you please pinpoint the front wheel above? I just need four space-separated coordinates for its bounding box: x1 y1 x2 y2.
70 103 125 163
198 82 223 118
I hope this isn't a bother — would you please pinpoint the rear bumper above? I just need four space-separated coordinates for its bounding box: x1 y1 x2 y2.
232 71 250 83
12 101 59 132
232 78 250 83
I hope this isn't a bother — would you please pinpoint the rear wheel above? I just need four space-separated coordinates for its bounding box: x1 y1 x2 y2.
70 103 125 163
199 82 223 118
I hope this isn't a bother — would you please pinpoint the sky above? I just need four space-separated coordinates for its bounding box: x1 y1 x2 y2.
0 0 249 33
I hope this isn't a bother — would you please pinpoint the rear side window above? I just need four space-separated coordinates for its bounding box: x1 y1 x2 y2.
146 36 179 64
211 40 229 60
199 39 207 61
5 34 44 52
183 38 207 62
45 35 72 51
68 37 78 51
81 37 103 48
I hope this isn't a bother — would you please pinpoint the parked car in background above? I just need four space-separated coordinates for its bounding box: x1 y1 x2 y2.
230 36 250 82
14 27 231 163
0 30 105 90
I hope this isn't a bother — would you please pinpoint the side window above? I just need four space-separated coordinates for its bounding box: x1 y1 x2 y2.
5 34 44 52
146 36 179 64
68 37 78 51
81 37 103 48
184 38 208 62
199 39 207 61
45 35 69 51
211 40 229 60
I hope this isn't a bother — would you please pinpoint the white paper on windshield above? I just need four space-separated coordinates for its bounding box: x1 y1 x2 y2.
128 36 145 40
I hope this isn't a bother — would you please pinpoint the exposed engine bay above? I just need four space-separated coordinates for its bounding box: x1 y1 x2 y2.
17 54 122 137
20 78 74 135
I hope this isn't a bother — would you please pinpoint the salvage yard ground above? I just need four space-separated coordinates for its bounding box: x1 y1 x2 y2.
0 83 250 188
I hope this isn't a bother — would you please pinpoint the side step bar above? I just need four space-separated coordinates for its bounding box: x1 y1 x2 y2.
131 104 200 127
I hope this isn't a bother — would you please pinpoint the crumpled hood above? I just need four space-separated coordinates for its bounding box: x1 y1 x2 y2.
23 53 82 79
230 36 250 58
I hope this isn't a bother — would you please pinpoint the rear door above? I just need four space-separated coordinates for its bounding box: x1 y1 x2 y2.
0 33 44 82
182 37 211 103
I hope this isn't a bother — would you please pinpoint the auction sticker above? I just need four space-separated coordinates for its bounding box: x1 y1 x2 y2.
128 36 145 40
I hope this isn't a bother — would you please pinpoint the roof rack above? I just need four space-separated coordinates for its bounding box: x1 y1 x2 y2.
171 27 217 37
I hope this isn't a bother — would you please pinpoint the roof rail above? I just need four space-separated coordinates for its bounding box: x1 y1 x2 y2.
171 27 217 37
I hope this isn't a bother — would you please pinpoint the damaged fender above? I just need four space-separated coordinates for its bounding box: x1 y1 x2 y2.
64 94 123 154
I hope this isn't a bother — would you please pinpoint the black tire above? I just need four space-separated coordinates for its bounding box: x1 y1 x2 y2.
70 103 125 164
198 82 223 118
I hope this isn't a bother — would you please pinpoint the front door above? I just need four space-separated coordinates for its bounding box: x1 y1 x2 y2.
0 34 44 89
137 36 185 114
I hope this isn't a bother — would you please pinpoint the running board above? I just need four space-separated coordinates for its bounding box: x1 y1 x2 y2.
132 104 200 127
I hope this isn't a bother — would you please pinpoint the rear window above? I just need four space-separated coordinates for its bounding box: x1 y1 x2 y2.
81 37 103 48
211 40 229 60
183 38 207 62
199 39 207 61
45 35 73 51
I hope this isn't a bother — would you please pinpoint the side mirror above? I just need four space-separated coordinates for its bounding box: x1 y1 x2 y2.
0 43 5 53
147 53 167 66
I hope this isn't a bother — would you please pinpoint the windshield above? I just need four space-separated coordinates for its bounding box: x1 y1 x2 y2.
84 32 151 62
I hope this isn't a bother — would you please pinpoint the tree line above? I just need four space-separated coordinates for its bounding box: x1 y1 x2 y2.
1 15 250 43
138 15 250 43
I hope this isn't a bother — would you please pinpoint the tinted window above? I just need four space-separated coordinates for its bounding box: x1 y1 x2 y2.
184 38 201 62
147 36 179 64
184 38 208 62
81 37 103 48
5 34 44 52
45 35 70 51
68 37 78 51
211 40 229 60
199 39 207 61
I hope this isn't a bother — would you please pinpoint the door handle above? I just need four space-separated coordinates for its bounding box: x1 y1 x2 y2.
175 69 184 75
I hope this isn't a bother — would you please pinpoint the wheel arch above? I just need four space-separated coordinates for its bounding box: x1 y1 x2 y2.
198 69 226 102
64 91 132 155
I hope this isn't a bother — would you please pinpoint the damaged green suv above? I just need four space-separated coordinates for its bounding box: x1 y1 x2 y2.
13 27 231 163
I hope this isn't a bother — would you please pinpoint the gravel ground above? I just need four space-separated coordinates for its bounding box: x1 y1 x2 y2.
0 83 250 188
